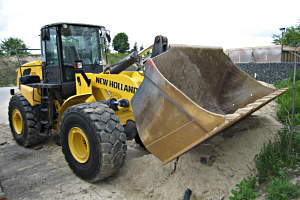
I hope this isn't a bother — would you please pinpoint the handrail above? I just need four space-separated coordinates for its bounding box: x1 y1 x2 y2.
15 48 41 66
18 64 42 68
14 48 41 77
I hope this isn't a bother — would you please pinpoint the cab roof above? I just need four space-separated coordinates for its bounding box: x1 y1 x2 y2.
42 22 105 29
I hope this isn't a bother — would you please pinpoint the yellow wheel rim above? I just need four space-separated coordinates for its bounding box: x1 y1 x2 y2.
68 127 90 163
12 109 23 135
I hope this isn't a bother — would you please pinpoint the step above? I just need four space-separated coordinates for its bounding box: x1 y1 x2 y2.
39 131 50 137
40 120 49 125
40 108 48 112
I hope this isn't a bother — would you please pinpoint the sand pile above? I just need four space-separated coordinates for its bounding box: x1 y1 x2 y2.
112 102 282 200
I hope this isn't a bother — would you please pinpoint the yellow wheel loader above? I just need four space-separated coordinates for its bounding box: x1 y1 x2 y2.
8 23 287 182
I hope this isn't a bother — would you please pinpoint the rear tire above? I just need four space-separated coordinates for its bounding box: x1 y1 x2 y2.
61 102 127 182
8 94 45 147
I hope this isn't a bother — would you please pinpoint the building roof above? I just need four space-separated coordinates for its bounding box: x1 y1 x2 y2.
225 45 300 52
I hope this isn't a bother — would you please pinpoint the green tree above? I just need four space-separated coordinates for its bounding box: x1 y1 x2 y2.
101 37 111 53
272 23 300 47
112 32 130 53
0 37 29 56
130 42 138 52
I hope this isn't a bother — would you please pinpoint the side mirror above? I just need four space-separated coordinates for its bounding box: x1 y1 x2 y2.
41 28 50 41
106 32 111 43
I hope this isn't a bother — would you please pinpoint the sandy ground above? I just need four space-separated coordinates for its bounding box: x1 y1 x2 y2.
0 86 283 200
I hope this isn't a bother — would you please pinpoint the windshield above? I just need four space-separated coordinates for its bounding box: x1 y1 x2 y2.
61 25 102 65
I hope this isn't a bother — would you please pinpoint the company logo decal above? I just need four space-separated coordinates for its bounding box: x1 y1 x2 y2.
96 77 138 94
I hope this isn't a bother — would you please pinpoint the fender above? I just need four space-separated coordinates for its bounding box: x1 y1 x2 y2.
56 93 96 130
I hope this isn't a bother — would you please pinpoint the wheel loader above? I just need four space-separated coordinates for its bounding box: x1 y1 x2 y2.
8 22 287 182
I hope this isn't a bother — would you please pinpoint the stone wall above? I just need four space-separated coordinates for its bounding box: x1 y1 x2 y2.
236 62 300 84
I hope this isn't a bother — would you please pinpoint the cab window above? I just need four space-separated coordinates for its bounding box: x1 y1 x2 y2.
45 28 59 66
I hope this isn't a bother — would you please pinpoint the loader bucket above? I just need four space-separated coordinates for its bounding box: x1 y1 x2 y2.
131 45 287 163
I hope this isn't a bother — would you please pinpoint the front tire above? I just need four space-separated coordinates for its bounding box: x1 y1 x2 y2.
8 94 45 147
61 102 127 182
135 134 145 148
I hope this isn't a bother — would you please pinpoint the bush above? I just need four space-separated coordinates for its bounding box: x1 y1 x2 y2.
229 177 258 200
231 71 300 199
275 71 300 125
255 141 285 183
266 177 300 200
289 69 300 82
255 129 300 182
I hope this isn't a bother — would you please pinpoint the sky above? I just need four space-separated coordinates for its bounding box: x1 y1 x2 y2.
0 0 299 51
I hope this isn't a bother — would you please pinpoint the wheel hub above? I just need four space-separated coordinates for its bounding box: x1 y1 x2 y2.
68 127 90 163
12 109 23 134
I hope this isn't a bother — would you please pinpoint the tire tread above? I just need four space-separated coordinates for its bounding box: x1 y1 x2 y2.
61 102 126 182
8 94 45 147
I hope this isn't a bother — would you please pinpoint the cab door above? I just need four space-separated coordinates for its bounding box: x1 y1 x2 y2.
42 26 76 98
42 27 63 84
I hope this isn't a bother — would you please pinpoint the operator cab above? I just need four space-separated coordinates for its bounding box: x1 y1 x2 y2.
40 23 110 98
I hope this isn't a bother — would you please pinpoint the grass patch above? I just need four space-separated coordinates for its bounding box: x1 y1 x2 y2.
0 61 16 86
266 177 300 200
229 177 258 200
106 52 129 65
255 72 300 183
229 71 300 199
255 128 300 182
275 71 300 125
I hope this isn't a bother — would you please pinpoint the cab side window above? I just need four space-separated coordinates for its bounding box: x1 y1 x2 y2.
45 28 59 66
